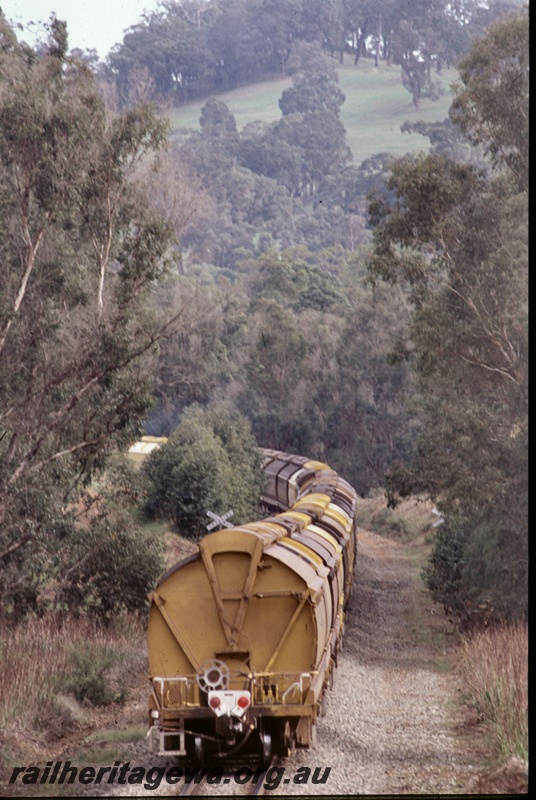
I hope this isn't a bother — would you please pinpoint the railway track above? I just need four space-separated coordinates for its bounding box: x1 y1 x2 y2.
177 761 278 797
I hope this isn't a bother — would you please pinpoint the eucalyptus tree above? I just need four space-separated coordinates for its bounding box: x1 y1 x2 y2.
367 8 528 621
257 0 305 74
107 1 215 103
279 41 346 116
449 6 528 191
0 16 179 615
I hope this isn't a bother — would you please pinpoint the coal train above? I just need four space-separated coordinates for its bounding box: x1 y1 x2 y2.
146 449 358 764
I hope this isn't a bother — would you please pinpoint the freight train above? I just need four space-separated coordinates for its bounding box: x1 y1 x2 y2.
146 449 358 764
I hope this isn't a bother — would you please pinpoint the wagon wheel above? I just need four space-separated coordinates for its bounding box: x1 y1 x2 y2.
278 720 295 757
194 736 205 766
196 659 230 693
261 732 272 766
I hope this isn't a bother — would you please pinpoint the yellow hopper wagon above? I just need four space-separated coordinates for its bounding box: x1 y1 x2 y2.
146 450 358 764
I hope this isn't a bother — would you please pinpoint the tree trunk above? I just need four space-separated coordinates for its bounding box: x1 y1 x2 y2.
375 16 382 67
355 18 368 65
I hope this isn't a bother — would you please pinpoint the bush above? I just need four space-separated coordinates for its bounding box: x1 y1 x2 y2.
99 453 148 507
143 404 264 538
373 507 412 538
59 509 165 618
64 645 127 706
0 615 145 729
423 516 467 617
424 506 528 624
354 492 432 541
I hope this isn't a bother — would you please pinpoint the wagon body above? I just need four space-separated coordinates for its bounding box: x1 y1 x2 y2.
146 450 357 762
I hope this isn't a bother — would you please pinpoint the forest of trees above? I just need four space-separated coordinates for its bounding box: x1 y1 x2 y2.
0 1 527 626
103 0 520 111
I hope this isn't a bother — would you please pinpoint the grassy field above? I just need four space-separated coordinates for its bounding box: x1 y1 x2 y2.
168 58 457 164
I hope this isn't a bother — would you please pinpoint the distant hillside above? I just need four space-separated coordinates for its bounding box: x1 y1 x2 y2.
168 59 457 164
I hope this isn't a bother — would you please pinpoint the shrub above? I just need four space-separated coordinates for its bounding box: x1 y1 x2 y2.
58 509 164 618
354 492 432 541
99 453 148 507
64 645 127 706
143 404 264 538
0 615 145 729
374 507 411 538
423 516 467 616
424 506 528 623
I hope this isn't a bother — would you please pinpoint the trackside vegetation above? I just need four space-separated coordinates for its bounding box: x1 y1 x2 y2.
142 405 265 537
0 17 173 619
459 623 528 762
0 615 146 729
368 8 527 624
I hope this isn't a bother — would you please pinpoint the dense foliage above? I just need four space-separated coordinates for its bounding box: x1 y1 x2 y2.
0 16 172 617
368 8 528 622
143 406 265 537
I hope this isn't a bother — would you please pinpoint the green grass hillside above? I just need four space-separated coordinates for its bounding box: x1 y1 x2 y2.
168 59 457 164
